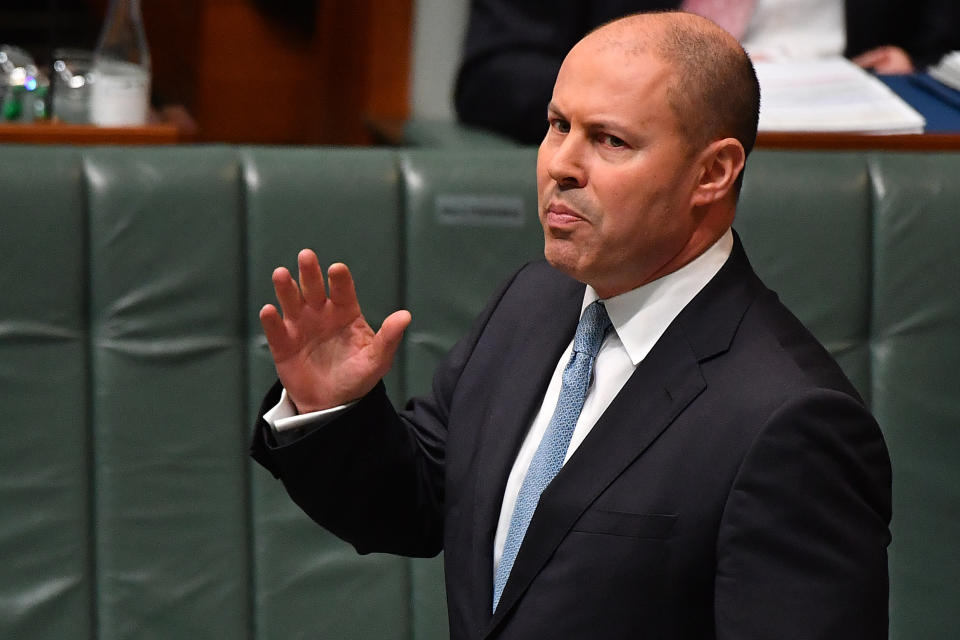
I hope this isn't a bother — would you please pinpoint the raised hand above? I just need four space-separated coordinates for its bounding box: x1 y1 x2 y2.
259 249 412 414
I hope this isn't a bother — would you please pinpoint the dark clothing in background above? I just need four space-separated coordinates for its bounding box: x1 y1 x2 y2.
455 0 960 143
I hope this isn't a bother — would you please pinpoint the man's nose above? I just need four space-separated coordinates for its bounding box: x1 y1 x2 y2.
547 135 587 188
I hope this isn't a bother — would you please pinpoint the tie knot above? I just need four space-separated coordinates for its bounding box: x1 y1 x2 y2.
573 301 612 357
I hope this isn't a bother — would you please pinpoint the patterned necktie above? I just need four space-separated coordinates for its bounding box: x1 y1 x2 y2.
492 300 613 612
681 0 756 40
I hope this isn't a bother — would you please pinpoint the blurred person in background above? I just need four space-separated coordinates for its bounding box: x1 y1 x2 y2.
455 0 960 143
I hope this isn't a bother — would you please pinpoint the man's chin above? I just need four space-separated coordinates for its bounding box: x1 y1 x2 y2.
543 242 589 284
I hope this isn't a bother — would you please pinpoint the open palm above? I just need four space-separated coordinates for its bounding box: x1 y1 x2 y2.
259 249 411 414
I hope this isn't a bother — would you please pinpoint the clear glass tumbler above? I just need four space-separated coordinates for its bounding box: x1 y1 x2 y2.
51 48 94 124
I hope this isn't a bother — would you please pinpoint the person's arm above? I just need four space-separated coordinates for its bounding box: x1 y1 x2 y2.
251 248 445 554
847 0 960 72
852 46 915 74
260 387 356 445
714 389 892 638
454 0 683 143
251 251 531 556
453 0 584 144
251 378 449 557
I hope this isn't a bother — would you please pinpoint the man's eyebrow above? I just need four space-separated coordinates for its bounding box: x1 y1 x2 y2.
546 102 632 131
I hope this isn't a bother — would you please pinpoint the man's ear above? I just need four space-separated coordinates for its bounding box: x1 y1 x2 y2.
690 138 745 207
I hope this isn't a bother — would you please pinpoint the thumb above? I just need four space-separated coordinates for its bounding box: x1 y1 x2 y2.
373 309 413 363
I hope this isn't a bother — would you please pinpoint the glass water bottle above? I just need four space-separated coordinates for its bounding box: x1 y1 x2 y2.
90 0 151 126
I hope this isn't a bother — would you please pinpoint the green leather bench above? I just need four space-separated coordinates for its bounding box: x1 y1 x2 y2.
1 145 958 639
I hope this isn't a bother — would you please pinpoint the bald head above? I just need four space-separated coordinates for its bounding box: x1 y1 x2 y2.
537 12 758 293
582 12 760 161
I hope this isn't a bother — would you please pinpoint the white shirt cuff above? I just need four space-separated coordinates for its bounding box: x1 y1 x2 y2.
263 387 357 433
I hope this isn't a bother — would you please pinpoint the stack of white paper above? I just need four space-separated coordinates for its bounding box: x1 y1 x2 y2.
929 52 960 92
754 57 926 134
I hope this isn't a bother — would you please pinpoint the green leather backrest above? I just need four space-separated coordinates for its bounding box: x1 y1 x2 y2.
86 147 248 639
1 147 91 639
401 148 542 397
243 148 411 640
0 146 411 640
737 151 873 399
1 145 958 640
400 148 542 640
868 154 960 640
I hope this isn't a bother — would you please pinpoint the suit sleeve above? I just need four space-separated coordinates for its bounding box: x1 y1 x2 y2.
714 389 892 638
249 264 529 557
454 0 581 144
911 0 960 68
844 0 960 67
453 0 683 143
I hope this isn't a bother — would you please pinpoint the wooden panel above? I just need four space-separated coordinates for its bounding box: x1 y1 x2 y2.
193 0 315 143
0 121 183 144
309 1 373 144
141 0 412 145
142 0 202 111
756 132 960 151
312 0 413 145
364 0 414 122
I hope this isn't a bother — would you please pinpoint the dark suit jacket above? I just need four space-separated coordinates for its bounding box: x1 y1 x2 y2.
252 235 891 638
455 0 960 143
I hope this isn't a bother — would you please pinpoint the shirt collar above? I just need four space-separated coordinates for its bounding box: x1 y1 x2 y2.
582 229 734 365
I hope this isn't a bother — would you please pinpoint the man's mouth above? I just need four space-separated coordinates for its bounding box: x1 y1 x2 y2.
544 202 586 229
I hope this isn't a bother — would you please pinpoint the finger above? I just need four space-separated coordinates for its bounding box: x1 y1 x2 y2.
888 47 914 71
852 48 886 69
273 266 304 319
298 249 327 308
875 48 913 74
851 50 878 64
372 309 413 369
272 266 304 320
327 263 361 312
259 304 296 359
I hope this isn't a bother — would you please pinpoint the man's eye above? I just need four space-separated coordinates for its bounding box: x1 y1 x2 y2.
601 134 626 148
551 119 570 133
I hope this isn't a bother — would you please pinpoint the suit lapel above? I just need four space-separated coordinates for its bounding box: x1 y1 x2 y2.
469 277 583 620
482 234 761 636
485 327 706 634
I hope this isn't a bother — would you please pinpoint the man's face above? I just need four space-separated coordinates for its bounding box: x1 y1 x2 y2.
537 40 705 298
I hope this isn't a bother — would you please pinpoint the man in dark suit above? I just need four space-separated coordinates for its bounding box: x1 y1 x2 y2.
252 12 891 638
456 0 960 143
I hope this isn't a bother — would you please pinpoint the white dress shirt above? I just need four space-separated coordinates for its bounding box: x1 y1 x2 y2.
492 230 733 571
263 230 734 573
742 0 846 61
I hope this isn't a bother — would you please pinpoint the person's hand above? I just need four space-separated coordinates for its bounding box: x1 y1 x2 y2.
852 46 915 74
259 249 412 414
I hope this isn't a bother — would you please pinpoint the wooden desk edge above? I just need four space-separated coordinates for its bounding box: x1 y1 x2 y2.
0 122 190 145
756 131 960 151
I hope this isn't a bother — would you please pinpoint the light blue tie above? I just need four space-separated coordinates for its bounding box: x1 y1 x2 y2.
492 300 612 612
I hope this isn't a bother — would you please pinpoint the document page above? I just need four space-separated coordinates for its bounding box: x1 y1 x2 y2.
929 51 960 92
755 57 926 134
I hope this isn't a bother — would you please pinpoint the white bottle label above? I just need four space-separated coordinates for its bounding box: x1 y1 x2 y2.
90 60 150 126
